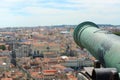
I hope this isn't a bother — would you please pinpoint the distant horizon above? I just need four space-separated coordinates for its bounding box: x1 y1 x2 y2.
0 23 119 28
0 0 120 27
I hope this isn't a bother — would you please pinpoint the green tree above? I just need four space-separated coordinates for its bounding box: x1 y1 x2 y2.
113 32 120 36
0 45 6 50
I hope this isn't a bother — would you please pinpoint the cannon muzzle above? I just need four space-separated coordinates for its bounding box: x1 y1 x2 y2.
73 21 120 72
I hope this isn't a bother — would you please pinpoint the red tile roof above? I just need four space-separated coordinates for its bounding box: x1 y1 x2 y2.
30 72 44 78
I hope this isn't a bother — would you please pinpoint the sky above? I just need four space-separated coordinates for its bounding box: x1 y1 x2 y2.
0 0 120 27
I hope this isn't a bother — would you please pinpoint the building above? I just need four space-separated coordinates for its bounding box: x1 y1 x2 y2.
14 44 31 57
61 57 93 68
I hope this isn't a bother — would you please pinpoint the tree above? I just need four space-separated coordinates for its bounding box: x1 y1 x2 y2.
0 45 6 50
113 32 120 36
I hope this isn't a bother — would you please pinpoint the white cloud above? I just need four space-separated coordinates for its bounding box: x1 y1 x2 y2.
0 0 120 27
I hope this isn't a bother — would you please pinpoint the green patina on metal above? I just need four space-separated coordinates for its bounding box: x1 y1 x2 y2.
73 21 98 47
73 21 120 72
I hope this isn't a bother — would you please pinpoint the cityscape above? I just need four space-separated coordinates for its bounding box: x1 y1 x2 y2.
0 24 119 80
0 0 120 80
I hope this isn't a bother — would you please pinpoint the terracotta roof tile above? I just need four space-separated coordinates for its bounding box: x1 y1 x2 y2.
30 72 43 78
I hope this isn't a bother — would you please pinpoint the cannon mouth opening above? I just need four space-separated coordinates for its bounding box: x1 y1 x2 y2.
73 21 99 47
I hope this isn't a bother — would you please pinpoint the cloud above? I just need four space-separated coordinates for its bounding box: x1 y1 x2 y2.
0 0 120 27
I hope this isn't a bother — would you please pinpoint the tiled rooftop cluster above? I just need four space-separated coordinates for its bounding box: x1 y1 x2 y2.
0 26 96 79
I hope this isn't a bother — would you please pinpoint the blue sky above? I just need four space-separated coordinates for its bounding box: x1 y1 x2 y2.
0 0 120 27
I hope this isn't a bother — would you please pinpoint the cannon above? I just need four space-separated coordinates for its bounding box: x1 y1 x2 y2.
73 21 120 80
